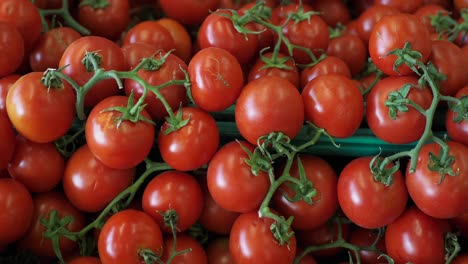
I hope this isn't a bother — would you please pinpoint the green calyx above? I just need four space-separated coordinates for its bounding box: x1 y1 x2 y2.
369 155 399 186
283 157 318 204
100 92 155 128
41 68 65 89
385 84 413 120
427 148 458 184
161 106 190 135
270 216 295 246
82 51 103 72
79 0 110 9
449 95 468 123
142 50 174 71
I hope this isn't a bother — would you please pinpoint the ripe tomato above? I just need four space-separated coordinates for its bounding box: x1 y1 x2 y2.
311 0 351 27
302 74 364 138
207 140 270 213
446 86 468 146
406 141 468 219
349 227 387 264
235 76 304 145
273 155 338 230
122 21 175 53
121 43 158 70
414 4 449 33
248 52 299 89
158 107 219 171
63 144 135 212
77 0 129 40
0 21 24 78
59 36 126 108
230 211 297 264
385 206 450 264
206 237 234 264
369 14 431 76
374 0 424 13
159 0 219 25
453 254 468 264
338 157 408 228
142 170 203 233
156 18 192 63
0 114 15 170
189 47 244 112
98 209 164 264
161 234 207 263
0 74 20 115
238 3 276 52
29 27 81 72
271 3 314 25
300 56 351 90
355 4 400 43
0 178 33 245
68 256 101 264
366 76 433 144
86 96 155 170
18 191 86 258
326 34 367 76
8 136 64 193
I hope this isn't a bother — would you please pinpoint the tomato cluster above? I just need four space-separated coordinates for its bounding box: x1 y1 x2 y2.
0 0 467 264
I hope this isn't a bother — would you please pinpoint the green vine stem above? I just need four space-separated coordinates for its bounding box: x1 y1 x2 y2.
38 0 91 35
430 8 468 42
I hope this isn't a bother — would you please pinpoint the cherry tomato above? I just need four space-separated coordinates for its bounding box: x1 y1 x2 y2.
86 96 155 170
235 75 304 145
300 56 351 90
271 3 314 25
122 21 175 53
156 18 193 63
158 107 219 171
326 34 367 76
311 0 351 27
248 52 299 88
98 209 164 264
0 21 24 78
230 211 297 264
0 178 33 245
446 86 468 146
414 4 449 33
206 237 234 264
68 256 101 264
356 4 400 43
159 0 219 25
121 43 158 70
238 2 276 52
0 74 20 115
161 234 207 263
374 0 423 13
0 114 15 170
349 227 387 264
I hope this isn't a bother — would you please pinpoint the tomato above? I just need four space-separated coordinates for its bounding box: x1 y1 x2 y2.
300 56 351 90
429 40 468 96
7 136 64 193
158 107 219 171
161 234 207 263
98 209 164 264
86 96 155 170
0 74 20 115
406 141 468 219
349 227 387 264
156 18 192 63
18 191 86 257
63 144 135 212
302 74 364 138
29 27 81 72
0 114 15 170
59 36 126 108
0 21 24 78
273 155 338 230
451 211 468 237
238 2 276 52
68 256 101 264
311 0 351 27
356 4 400 43
235 76 304 145
207 140 270 213
369 14 431 76
453 254 468 264
326 34 367 76
295 248 318 264
446 86 468 146
77 0 129 40
207 237 234 264
248 52 299 88
197 10 258 65
271 3 314 25
0 178 33 245
374 0 423 13
159 0 219 25
122 21 175 53
189 47 243 112
414 4 449 33
385 206 450 264
230 211 297 264
121 43 158 70
366 76 433 144
124 51 188 120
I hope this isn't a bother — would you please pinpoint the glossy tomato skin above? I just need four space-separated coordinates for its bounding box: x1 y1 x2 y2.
248 52 299 88
235 76 304 145
161 234 208 263
0 114 15 170
302 74 364 138
326 34 367 76
8 136 64 193
0 74 20 115
385 206 450 264
59 36 126 108
98 209 164 264
338 157 408 228
121 42 158 70
369 14 431 76
159 0 219 26
366 76 433 144
6 72 76 143
446 86 468 146
158 107 219 171
0 178 33 245
206 237 234 264
300 56 351 90
356 4 400 43
85 96 155 170
406 141 468 219
374 0 424 13
207 141 270 213
156 18 193 64
18 191 85 257
230 211 297 264
273 155 338 230
142 170 203 233
63 144 135 212
68 256 101 264
122 21 175 53
311 0 351 27
0 21 24 78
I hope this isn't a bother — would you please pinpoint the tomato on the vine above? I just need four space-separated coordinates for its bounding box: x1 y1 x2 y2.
355 4 400 43
248 52 299 88
156 18 193 64
159 0 219 26
300 56 351 90
161 234 208 263
0 74 20 115
349 227 387 264
0 21 24 78
122 21 175 53
326 34 367 76
446 86 468 146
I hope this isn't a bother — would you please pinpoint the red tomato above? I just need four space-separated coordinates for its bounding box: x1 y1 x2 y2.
159 0 219 25
326 34 367 76
406 141 468 219
230 211 297 264
369 14 431 76
302 74 364 138
238 3 276 52
300 56 351 90
63 144 135 212
158 107 219 171
0 178 33 245
161 234 207 263
338 157 408 228
59 36 126 108
207 140 270 213
385 206 450 264
77 0 129 40
0 115 15 170
446 86 468 146
18 191 86 257
156 18 193 63
68 256 101 264
98 209 164 264
206 237 234 264
311 0 351 27
122 21 175 53
273 155 338 230
235 76 304 145
453 254 468 264
271 3 314 25
366 76 433 144
295 248 318 264
8 136 64 193
0 21 24 78
356 4 400 43
189 47 244 112
86 96 155 170
248 52 299 88
121 43 158 70
349 227 387 264
413 4 449 33
0 74 20 115
374 0 423 13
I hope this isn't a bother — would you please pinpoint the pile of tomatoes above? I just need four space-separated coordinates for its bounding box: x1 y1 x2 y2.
0 0 467 263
